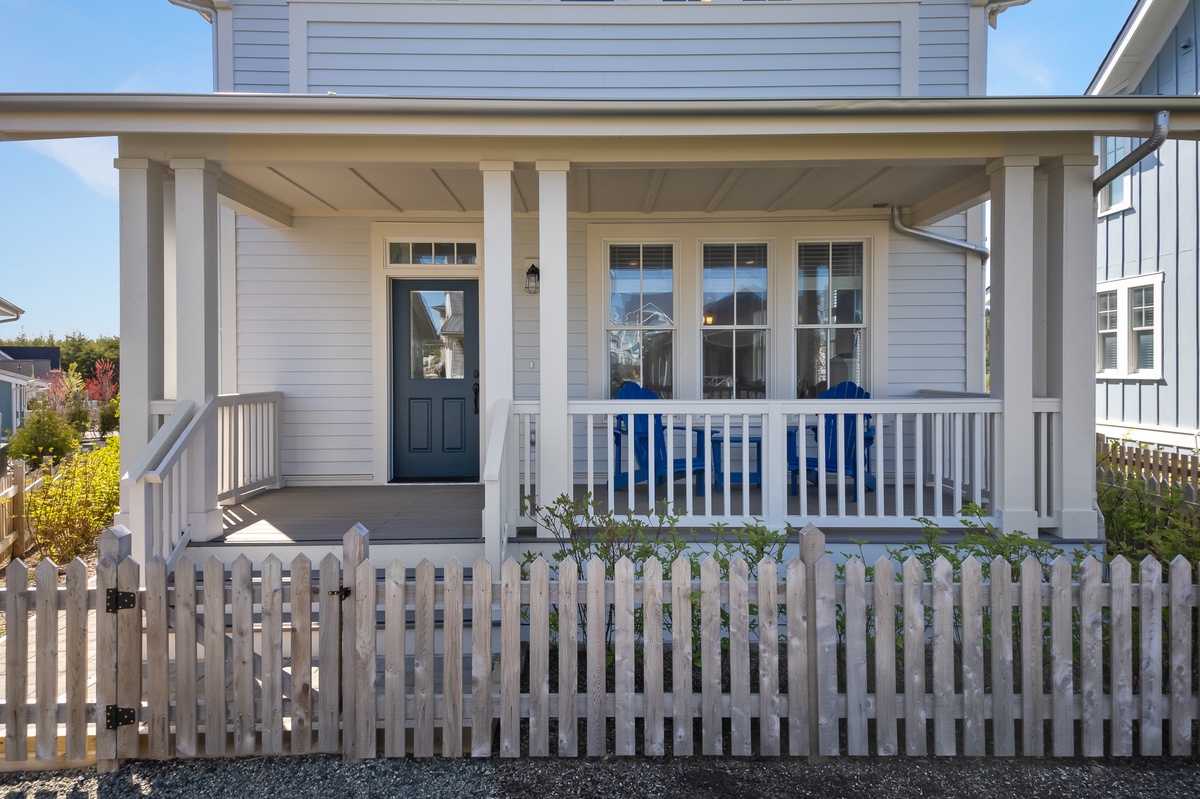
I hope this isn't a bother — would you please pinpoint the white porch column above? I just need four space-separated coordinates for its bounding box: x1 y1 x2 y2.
988 156 1040 536
536 162 572 510
171 158 223 542
1045 154 1101 539
114 158 167 556
481 162 515 567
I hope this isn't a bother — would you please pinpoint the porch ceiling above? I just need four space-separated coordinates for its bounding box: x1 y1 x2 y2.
222 160 986 217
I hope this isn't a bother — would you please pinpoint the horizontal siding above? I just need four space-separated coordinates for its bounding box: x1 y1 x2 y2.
887 216 969 396
233 0 289 92
919 0 972 96
1097 0 1200 439
236 216 373 480
302 8 905 99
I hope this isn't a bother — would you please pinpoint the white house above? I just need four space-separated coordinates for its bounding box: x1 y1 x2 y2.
4 0 1200 569
1090 0 1200 452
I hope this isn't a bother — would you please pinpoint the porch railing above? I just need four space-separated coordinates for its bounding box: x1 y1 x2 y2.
216 391 284 504
514 398 1004 529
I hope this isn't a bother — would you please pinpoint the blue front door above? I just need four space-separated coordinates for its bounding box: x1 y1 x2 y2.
392 279 480 481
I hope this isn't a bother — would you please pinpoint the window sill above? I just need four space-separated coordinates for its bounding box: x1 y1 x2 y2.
1097 371 1162 382
1098 201 1133 218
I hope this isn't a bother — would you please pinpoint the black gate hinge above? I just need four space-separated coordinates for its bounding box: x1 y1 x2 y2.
105 588 137 613
105 705 136 730
329 586 351 600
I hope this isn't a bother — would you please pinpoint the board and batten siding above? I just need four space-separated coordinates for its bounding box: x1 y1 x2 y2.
285 0 932 99
232 0 290 92
235 216 375 483
1096 0 1200 443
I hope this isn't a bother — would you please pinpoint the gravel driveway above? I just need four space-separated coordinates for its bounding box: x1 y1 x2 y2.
4 756 1200 799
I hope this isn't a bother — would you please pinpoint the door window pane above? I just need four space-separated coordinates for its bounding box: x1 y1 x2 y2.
410 290 465 379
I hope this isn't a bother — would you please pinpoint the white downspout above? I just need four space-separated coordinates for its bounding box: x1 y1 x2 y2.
1094 111 1171 195
890 207 991 263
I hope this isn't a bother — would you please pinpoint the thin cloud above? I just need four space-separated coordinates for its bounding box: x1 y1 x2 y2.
23 137 119 200
988 41 1057 95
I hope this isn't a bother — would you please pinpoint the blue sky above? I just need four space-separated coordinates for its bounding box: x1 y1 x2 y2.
0 0 1138 338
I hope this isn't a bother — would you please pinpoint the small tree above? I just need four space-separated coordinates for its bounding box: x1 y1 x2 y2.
7 399 80 466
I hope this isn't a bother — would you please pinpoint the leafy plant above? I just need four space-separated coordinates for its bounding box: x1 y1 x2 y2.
7 399 80 466
27 435 120 563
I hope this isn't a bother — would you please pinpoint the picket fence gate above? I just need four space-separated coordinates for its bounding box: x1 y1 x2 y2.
3 523 1200 771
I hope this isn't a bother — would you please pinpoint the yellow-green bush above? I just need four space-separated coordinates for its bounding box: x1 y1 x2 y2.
27 435 120 563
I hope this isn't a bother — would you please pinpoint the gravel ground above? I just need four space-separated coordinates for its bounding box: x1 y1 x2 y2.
4 756 1200 799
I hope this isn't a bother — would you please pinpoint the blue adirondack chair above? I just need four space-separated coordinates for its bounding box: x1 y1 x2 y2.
610 381 707 494
787 380 876 494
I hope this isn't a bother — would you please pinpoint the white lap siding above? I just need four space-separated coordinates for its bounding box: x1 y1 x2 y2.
233 0 290 92
236 216 374 483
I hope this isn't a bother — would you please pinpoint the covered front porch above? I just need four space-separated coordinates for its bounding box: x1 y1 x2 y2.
7 95 1190 568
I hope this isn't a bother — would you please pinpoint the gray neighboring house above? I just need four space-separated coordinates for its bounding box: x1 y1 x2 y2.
1091 0 1200 451
0 296 36 438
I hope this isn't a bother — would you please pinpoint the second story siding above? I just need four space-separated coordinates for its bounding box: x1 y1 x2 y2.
222 0 983 99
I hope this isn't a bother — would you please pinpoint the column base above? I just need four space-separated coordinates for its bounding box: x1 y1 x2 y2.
1055 508 1102 541
189 508 225 543
997 508 1041 538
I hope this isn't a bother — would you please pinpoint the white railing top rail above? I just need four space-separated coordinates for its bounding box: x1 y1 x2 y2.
1032 397 1064 413
567 397 1004 415
482 397 512 482
217 391 283 406
121 399 196 486
145 396 217 485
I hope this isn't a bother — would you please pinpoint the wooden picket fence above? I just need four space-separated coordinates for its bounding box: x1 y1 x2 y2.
0 463 39 565
1097 433 1200 502
4 523 1200 770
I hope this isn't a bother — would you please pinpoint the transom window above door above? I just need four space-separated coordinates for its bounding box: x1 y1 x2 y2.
701 242 768 399
795 241 865 398
388 241 478 266
607 243 675 397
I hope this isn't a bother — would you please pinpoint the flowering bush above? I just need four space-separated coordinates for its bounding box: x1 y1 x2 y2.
27 436 120 563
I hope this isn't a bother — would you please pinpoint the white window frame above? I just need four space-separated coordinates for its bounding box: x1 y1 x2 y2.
1096 272 1163 381
1098 136 1133 216
793 237 870 398
699 239 772 399
603 240 680 398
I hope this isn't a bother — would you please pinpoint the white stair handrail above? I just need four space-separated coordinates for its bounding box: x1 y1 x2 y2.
121 399 196 486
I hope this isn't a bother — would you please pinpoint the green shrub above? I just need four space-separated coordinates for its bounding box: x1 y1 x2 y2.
27 435 120 563
7 401 80 466
98 397 119 436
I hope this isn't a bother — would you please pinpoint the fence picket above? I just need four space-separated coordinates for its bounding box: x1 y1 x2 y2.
643 558 665 757
144 557 169 760
65 558 88 762
290 555 313 756
354 559 377 761
470 558 493 758
671 556 694 756
1110 557 1134 756
93 556 115 767
415 559 436 758
902 557 926 757
1079 557 1103 757
529 558 551 757
586 557 606 756
384 560 406 758
786 557 809 756
443 559 465 758
317 553 341 755
1169 558 1193 756
1140 557 1164 756
34 558 58 761
757 558 780 757
1049 558 1073 757
844 558 868 756
5 559 29 762
500 559 521 758
729 558 751 757
232 556 255 757
991 559 1015 756
931 557 954 756
814 557 838 756
558 558 579 757
116 557 141 760
700 556 722 756
203 557 229 757
960 557 984 756
259 556 283 756
873 557 897 757
615 557 635 756
1020 557 1044 757
175 559 199 758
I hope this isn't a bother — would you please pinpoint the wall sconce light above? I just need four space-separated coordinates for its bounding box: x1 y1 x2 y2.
703 314 714 325
525 263 541 295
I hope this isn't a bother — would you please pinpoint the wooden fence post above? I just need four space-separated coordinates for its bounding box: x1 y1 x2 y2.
11 460 27 559
95 525 132 774
798 523 825 757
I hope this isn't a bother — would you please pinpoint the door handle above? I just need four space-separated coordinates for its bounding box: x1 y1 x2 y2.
473 382 480 415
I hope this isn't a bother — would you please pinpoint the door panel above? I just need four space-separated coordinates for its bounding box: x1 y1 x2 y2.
393 279 480 481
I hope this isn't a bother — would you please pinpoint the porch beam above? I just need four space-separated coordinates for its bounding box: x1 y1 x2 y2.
114 157 168 549
1044 154 1101 539
643 169 665 214
537 162 572 516
171 157 223 543
215 171 293 229
704 168 744 213
481 161 515 568
906 171 991 226
987 155 1040 536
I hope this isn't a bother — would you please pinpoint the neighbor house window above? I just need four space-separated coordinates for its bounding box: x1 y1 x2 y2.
701 242 768 398
608 243 675 397
1096 273 1162 379
1099 137 1132 214
796 241 865 398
